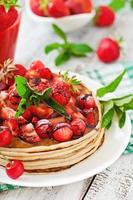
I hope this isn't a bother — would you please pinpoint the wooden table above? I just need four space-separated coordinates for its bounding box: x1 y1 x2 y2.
1 3 133 200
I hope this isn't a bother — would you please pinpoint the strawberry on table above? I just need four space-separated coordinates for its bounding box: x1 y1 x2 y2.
97 37 120 63
6 160 24 179
94 6 115 27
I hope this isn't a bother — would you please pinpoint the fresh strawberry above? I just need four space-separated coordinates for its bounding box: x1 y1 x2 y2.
77 94 96 109
30 60 45 71
94 6 115 27
4 118 19 136
30 104 53 119
0 129 12 147
19 123 41 143
97 38 120 63
38 68 53 80
65 0 92 14
35 119 53 138
0 6 18 32
52 81 70 105
86 110 97 127
8 86 21 105
22 107 33 121
0 107 16 120
30 0 46 16
72 111 86 121
6 160 24 179
53 123 73 142
14 64 27 76
48 0 70 18
25 70 40 79
71 119 86 137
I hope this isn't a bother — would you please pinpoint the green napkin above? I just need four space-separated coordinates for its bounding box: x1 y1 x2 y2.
0 62 133 192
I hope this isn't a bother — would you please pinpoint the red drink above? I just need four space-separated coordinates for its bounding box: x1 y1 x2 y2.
0 11 20 64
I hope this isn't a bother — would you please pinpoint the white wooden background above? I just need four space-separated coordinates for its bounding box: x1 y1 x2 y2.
1 1 133 199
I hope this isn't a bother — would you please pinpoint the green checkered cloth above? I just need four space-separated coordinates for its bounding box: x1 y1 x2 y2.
0 62 133 192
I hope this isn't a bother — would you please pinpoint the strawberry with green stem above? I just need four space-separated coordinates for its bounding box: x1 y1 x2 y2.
44 24 93 66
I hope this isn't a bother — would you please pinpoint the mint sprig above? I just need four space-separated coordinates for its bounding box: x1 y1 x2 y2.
108 0 126 11
97 70 133 129
44 24 93 66
15 76 69 119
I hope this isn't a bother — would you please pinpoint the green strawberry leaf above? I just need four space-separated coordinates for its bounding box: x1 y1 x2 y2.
109 0 126 11
55 51 71 66
70 43 93 56
52 24 67 43
96 70 126 97
45 43 62 54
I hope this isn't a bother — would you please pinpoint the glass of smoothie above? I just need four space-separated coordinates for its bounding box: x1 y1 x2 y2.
0 1 21 64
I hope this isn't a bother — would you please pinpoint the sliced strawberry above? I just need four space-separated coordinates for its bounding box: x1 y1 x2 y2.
14 64 27 76
25 70 40 79
72 111 86 121
53 123 73 142
28 78 50 92
49 116 65 126
38 68 53 80
4 118 19 136
0 107 16 120
0 82 7 91
22 107 32 121
19 123 41 143
30 60 45 71
30 104 53 119
71 119 86 137
86 111 96 127
35 119 53 138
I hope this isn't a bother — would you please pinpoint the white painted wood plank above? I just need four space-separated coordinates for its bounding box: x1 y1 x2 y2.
84 154 133 200
0 178 92 200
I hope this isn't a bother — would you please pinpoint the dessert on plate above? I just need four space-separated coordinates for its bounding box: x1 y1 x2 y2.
0 59 104 177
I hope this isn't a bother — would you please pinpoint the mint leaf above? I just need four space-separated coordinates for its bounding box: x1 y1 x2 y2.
130 0 133 8
15 98 27 117
70 43 93 56
42 88 52 100
45 43 62 54
114 94 133 107
15 76 31 98
55 51 71 66
96 70 126 97
45 98 70 119
52 24 67 43
101 100 114 128
115 106 126 128
109 0 126 11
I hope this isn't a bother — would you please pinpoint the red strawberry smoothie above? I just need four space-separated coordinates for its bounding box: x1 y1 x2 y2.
0 13 20 64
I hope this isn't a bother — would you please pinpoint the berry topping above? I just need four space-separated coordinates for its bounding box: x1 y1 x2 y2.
14 64 27 76
6 160 24 179
19 123 41 143
0 129 12 147
52 81 70 105
30 60 45 71
38 67 53 80
86 111 97 127
71 119 86 136
78 94 96 109
28 78 50 92
35 119 53 138
4 118 19 136
53 123 73 142
97 38 120 63
94 6 115 27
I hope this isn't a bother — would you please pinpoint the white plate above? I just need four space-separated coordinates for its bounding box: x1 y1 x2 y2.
25 0 95 32
0 73 131 187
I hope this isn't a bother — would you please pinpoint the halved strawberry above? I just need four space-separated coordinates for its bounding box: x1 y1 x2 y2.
14 64 27 76
49 116 65 126
38 68 53 80
35 119 53 138
30 60 45 71
0 107 16 120
71 119 86 137
30 104 53 119
19 123 41 143
4 118 19 136
53 123 73 142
